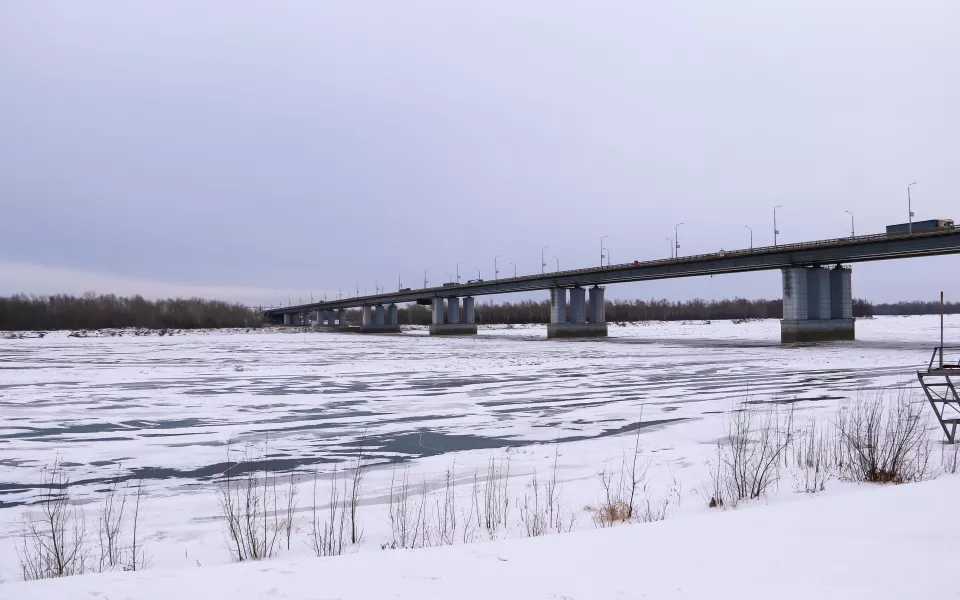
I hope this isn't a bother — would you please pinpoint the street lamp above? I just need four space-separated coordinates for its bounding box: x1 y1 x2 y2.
553 256 559 272
495 255 503 280
602 247 610 266
476 267 481 280
456 261 464 284
541 245 550 274
774 205 783 247
908 182 918 234
423 270 428 288
674 223 684 257
845 210 855 238
665 238 673 259
745 225 753 250
600 235 608 268
510 262 517 277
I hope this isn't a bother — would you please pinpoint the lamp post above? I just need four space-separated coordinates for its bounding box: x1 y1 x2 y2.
541 246 550 274
510 262 517 277
665 238 673 259
774 205 783 247
423 270 428 289
600 235 608 268
845 210 855 238
674 223 684 257
602 247 610 266
456 261 464 284
553 256 559 272
445 272 453 284
745 225 753 250
495 255 503 281
908 182 918 234
476 268 481 280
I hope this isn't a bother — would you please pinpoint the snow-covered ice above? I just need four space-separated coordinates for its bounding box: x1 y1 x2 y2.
0 315 957 591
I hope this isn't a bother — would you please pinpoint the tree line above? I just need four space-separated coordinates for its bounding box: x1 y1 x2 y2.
1 294 954 331
0 294 262 331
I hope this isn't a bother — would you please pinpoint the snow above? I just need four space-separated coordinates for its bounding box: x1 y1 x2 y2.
6 474 960 599
1 315 957 594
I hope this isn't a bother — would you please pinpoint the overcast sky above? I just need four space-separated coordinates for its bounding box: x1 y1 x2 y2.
2 1 958 306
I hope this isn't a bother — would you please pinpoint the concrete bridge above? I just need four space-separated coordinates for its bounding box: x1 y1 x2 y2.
263 228 960 342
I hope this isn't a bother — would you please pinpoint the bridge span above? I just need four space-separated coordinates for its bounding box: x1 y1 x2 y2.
263 228 960 342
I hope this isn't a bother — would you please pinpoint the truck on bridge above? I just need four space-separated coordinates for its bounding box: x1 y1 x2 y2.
887 219 954 235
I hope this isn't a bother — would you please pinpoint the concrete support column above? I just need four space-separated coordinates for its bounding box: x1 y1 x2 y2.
569 287 586 324
314 310 322 326
550 288 567 324
283 314 291 326
362 306 373 326
462 297 475 324
432 298 445 325
338 309 347 326
447 297 461 324
375 305 385 325
588 286 605 323
388 304 398 326
781 266 854 342
830 267 853 319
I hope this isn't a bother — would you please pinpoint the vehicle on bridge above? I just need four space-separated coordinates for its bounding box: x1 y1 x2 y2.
887 219 954 235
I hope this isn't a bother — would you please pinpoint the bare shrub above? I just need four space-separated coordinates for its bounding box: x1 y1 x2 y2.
123 479 149 572
942 443 960 475
347 442 367 545
483 454 511 539
216 443 281 561
587 427 649 527
706 404 791 508
308 468 347 557
385 466 431 550
281 474 298 551
96 471 127 572
791 419 834 494
518 470 548 537
17 457 88 580
434 464 457 545
837 390 933 484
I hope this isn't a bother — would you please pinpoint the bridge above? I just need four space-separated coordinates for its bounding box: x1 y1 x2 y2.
263 228 960 342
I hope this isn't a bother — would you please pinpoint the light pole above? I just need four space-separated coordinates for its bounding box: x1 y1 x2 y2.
456 261 464 284
774 205 783 247
908 181 918 234
674 223 684 257
476 267 481 280
355 283 359 298
510 262 517 277
745 225 753 250
423 270 428 288
445 272 453 284
398 274 402 292
600 235 608 268
553 256 559 272
495 255 502 281
845 210 855 238
541 246 550 274
602 247 610 266
665 238 673 259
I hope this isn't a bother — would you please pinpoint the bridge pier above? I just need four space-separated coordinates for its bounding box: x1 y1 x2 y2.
283 314 292 326
547 286 608 338
781 266 854 342
360 304 401 333
430 296 478 335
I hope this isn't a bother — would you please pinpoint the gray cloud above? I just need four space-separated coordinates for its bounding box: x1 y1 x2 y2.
1 0 957 305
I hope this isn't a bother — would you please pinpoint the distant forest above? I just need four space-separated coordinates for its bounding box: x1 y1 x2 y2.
0 294 261 331
0 294 956 331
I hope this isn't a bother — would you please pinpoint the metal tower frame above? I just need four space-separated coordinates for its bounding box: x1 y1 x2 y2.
918 346 960 443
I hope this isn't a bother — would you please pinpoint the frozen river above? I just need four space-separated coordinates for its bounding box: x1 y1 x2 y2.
0 316 953 579
1 316 949 507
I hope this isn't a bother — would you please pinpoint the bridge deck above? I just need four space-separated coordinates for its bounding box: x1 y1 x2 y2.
265 229 960 314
